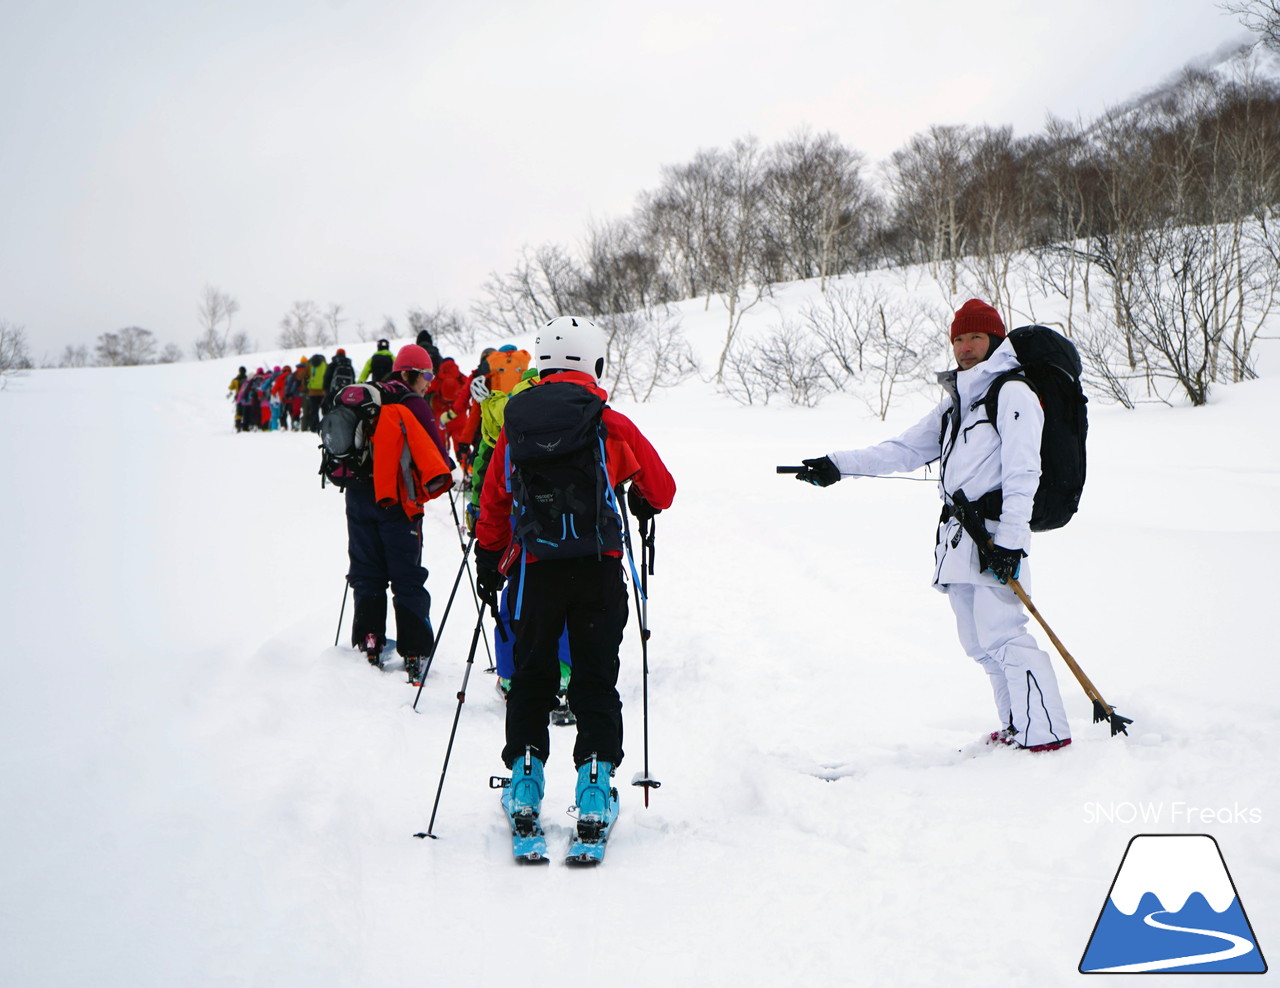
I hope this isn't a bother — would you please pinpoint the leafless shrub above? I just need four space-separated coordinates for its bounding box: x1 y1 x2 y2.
602 308 698 402
0 321 33 385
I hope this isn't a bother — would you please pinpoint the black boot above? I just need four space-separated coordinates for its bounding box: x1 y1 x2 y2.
352 594 388 666
393 601 434 663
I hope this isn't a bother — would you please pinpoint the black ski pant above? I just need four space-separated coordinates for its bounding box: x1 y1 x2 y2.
502 556 628 770
304 394 324 433
344 482 434 657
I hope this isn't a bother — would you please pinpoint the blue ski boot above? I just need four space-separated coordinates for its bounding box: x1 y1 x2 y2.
501 747 547 862
574 755 618 839
566 754 618 865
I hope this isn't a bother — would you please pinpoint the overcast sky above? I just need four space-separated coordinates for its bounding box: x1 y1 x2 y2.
0 0 1256 358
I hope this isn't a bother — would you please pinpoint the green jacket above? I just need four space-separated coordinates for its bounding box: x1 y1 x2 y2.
359 348 394 382
469 375 537 516
307 360 327 394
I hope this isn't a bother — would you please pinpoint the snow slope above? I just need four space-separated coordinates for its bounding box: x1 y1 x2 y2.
2 289 1277 987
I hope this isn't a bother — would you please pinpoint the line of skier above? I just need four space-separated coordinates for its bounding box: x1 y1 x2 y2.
317 300 1116 863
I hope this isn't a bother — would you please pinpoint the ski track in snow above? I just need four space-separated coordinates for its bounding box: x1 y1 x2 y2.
2 284 1277 987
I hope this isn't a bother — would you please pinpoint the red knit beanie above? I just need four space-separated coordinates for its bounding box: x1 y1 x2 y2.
950 299 1006 341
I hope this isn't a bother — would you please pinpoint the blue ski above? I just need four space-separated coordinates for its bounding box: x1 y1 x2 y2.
492 775 549 865
564 787 619 867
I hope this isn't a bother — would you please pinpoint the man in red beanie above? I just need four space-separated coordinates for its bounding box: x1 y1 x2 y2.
793 299 1071 753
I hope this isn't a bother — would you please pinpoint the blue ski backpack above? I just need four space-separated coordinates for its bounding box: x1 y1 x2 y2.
503 381 622 560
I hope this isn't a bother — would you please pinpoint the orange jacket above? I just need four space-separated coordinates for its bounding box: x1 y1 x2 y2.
372 404 453 518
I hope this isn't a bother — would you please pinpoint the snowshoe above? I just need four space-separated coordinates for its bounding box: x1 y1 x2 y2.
403 656 424 686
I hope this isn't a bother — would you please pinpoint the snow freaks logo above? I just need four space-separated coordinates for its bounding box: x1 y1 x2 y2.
1079 835 1267 974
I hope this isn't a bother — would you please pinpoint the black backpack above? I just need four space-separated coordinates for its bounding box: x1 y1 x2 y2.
504 382 622 560
328 356 355 395
982 325 1088 532
318 383 397 488
369 351 394 383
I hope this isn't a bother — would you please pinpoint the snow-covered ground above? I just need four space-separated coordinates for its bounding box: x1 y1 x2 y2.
3 281 1277 987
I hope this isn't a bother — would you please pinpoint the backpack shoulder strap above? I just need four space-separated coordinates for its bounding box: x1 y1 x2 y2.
981 370 1035 435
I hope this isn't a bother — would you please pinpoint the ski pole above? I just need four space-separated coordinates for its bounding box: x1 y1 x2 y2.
412 534 476 712
619 493 661 806
446 486 497 673
950 491 1132 736
414 605 488 840
1005 576 1133 736
334 579 350 648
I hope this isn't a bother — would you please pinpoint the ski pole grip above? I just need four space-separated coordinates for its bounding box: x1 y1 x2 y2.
776 465 804 474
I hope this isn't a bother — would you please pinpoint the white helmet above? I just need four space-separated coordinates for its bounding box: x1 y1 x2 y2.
469 373 490 403
536 316 606 381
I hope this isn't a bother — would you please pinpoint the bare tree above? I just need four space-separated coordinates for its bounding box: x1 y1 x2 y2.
473 244 586 337
754 323 829 407
578 218 676 317
408 305 477 353
882 125 978 292
322 303 346 345
96 327 158 366
860 300 946 420
0 321 32 385
1221 0 1280 51
638 152 723 302
193 285 241 360
59 343 91 368
760 129 878 288
276 300 324 349
158 343 185 363
699 138 770 382
796 281 876 385
720 342 780 406
599 307 697 402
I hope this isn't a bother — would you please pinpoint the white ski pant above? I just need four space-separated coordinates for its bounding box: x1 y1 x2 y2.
946 583 1071 747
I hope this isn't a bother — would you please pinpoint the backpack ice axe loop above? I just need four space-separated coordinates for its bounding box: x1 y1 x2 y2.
949 490 1132 737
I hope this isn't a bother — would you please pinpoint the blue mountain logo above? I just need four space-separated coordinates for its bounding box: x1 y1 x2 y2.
1080 834 1267 974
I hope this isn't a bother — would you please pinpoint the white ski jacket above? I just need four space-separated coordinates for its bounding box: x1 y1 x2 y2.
827 339 1043 590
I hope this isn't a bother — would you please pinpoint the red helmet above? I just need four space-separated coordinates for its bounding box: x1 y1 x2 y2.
393 344 434 374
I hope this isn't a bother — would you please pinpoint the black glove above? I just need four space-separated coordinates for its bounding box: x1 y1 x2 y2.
795 456 841 488
475 547 506 608
986 544 1025 585
626 485 660 522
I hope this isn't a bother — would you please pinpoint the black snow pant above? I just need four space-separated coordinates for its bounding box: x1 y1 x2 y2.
304 394 324 433
502 556 628 770
344 482 434 658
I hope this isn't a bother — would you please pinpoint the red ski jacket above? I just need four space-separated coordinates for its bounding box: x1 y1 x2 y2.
476 372 675 560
